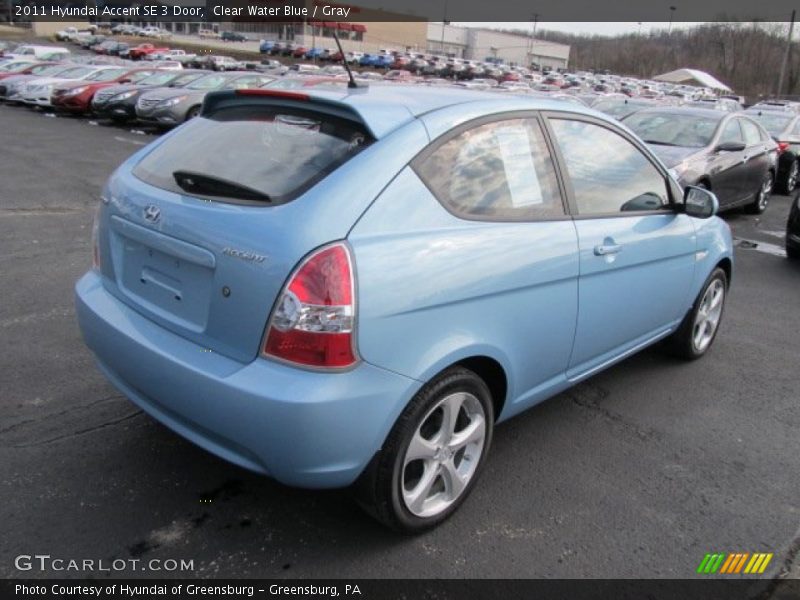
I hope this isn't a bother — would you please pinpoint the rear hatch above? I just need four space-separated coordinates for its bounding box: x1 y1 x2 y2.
98 94 377 363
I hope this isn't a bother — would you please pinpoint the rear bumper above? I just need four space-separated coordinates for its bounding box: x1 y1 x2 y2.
75 271 419 488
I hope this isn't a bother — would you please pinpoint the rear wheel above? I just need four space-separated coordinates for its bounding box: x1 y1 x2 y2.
787 241 800 260
666 267 728 360
746 171 773 214
355 366 494 533
781 159 799 194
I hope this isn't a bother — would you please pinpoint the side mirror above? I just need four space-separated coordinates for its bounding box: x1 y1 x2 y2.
715 141 746 153
684 186 719 219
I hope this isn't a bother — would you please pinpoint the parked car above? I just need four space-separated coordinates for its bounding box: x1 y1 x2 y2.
0 63 79 101
92 69 206 122
208 56 240 71
17 65 117 107
685 97 742 112
129 44 169 61
7 44 70 60
0 60 45 79
134 72 271 126
745 109 800 194
623 108 778 213
221 31 248 42
76 86 733 532
198 29 221 40
52 67 158 114
592 97 658 121
787 191 800 259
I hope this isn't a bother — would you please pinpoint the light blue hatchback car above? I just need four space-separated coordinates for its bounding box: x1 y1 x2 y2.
75 85 733 531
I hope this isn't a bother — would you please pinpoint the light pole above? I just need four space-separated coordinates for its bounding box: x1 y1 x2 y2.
440 0 448 54
668 6 676 35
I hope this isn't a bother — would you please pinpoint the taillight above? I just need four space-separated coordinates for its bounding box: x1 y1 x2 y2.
778 142 790 154
263 242 357 369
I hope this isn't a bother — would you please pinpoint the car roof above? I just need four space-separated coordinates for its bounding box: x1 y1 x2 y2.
291 84 601 138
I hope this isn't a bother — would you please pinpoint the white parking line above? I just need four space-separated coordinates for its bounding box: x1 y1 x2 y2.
735 237 787 257
114 136 147 146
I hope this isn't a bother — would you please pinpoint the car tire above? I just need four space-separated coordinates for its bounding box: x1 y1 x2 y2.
745 171 774 214
781 159 799 195
185 106 201 121
354 366 494 533
787 242 800 260
665 267 728 360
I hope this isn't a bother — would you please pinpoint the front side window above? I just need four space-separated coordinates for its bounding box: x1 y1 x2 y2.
717 119 744 145
550 118 669 215
740 119 763 145
415 118 564 220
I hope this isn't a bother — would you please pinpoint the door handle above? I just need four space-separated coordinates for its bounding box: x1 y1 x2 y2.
594 243 622 256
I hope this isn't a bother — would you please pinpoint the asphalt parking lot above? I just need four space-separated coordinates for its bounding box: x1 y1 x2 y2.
1 103 799 584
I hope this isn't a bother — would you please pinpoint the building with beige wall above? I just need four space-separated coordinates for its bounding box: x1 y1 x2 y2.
428 23 570 69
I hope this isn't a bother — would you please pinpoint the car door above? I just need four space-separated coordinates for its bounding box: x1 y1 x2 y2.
545 114 697 380
739 117 771 197
351 113 580 416
708 117 747 207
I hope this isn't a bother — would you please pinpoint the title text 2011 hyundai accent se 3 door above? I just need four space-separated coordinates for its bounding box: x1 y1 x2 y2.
75 87 733 532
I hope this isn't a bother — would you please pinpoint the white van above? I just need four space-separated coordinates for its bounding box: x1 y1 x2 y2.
10 45 71 61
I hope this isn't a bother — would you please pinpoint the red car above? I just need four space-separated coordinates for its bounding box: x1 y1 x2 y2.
128 44 169 60
292 46 309 58
51 67 157 114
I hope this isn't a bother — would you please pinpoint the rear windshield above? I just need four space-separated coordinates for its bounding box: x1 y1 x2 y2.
747 112 793 136
133 106 374 204
623 112 722 148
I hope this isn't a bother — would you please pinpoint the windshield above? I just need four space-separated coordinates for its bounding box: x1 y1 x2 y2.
593 100 652 119
33 65 67 77
169 72 206 87
746 112 793 136
86 68 127 82
133 106 374 204
0 61 32 72
623 112 721 148
59 67 93 79
186 74 229 90
137 72 179 86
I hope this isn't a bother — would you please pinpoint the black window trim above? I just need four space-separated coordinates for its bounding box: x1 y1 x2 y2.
541 110 681 220
410 110 572 223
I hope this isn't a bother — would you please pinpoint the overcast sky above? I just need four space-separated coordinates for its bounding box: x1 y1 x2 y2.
461 22 705 37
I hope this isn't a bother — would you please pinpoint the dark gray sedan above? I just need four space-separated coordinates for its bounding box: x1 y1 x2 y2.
134 72 273 127
623 107 778 214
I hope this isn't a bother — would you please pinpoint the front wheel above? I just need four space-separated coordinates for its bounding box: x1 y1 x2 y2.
184 106 201 122
666 267 728 360
746 171 774 214
355 366 494 532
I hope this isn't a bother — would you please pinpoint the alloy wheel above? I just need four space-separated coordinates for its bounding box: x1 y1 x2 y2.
401 392 486 518
692 279 725 353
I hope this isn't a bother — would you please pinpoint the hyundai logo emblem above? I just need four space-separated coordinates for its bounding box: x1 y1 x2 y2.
144 205 161 223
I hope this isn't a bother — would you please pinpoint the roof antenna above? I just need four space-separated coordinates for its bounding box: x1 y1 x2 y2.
332 29 361 89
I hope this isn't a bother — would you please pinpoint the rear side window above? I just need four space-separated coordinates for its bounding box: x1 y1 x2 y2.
133 106 373 204
414 118 564 220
